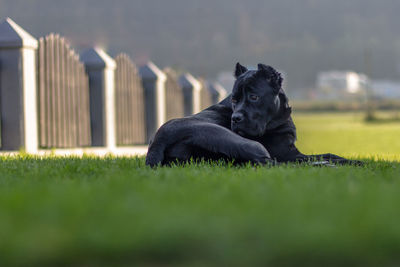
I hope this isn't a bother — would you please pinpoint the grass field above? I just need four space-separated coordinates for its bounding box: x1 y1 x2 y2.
294 112 400 161
1 112 400 266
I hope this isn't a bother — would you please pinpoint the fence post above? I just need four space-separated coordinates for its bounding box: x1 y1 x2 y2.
81 47 116 149
179 73 201 116
0 18 38 152
208 82 228 104
139 62 166 143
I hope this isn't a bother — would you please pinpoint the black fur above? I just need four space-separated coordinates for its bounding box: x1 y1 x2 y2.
146 63 361 167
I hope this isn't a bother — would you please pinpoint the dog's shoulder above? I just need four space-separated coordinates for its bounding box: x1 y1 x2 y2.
264 90 294 131
193 104 232 128
258 89 297 142
191 96 232 128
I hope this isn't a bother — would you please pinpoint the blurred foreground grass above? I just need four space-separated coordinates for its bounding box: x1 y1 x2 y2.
0 112 400 266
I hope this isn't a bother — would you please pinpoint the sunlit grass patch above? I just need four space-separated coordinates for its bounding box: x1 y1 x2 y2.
294 112 400 161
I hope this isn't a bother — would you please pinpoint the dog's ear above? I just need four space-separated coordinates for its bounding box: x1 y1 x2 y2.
234 62 248 78
257 64 283 94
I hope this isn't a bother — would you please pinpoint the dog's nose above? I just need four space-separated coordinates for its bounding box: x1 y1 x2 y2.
232 113 244 123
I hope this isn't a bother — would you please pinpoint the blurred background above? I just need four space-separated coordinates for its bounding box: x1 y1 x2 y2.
2 0 400 100
2 3 400 266
1 0 400 157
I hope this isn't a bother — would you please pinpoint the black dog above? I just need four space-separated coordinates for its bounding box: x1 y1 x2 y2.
146 63 358 167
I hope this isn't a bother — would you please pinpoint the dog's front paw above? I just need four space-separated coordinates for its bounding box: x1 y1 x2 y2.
330 159 364 166
245 142 273 165
311 161 336 168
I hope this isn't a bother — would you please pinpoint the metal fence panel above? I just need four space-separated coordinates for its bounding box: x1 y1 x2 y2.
37 34 91 148
164 68 184 120
199 78 213 110
114 54 146 145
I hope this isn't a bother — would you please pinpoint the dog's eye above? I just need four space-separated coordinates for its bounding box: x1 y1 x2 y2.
249 94 259 101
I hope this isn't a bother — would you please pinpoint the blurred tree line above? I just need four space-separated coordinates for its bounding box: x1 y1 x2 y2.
1 0 400 91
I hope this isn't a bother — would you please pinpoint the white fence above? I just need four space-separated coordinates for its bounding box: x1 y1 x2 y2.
0 18 227 154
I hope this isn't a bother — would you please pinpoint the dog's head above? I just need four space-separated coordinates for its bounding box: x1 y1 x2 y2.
231 62 290 137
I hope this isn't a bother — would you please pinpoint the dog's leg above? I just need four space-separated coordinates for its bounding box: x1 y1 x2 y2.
163 142 194 165
267 139 362 165
145 120 179 167
146 119 273 166
295 153 363 166
184 122 273 165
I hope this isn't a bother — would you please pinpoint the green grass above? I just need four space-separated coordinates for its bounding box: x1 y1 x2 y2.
1 112 400 266
294 112 400 161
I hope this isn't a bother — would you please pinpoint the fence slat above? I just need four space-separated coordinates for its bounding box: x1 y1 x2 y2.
49 34 57 147
136 65 145 142
121 56 127 143
38 38 47 147
127 58 134 143
69 52 77 147
64 45 72 147
54 35 61 146
59 38 67 147
79 62 91 147
76 61 83 147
